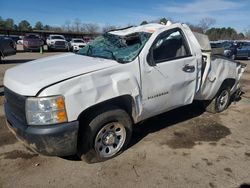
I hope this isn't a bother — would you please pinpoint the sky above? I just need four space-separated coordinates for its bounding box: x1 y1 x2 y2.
0 0 249 32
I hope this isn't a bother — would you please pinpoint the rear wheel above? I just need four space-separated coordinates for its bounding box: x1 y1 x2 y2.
205 87 230 113
77 106 132 163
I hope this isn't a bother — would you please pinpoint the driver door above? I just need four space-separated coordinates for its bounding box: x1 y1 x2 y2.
141 28 198 119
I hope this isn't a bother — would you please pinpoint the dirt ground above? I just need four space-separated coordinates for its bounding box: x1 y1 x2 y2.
0 50 250 188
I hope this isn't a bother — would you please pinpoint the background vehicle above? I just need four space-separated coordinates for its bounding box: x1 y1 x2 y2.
210 41 250 60
4 23 246 163
236 42 250 59
46 35 68 51
0 37 16 61
68 38 86 52
17 36 23 45
23 34 43 51
210 41 224 55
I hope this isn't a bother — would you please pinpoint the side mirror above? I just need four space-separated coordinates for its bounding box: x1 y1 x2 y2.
147 49 156 66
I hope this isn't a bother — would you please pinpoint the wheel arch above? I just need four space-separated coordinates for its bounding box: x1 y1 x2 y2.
77 95 137 125
220 78 236 91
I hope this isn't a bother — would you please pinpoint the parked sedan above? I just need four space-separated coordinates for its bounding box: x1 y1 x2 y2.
219 41 249 60
237 42 250 58
0 37 16 61
69 38 87 52
23 35 43 51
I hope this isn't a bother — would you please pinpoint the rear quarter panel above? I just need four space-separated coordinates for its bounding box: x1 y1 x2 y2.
195 56 238 100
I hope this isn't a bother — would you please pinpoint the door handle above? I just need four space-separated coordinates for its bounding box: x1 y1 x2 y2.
182 64 195 73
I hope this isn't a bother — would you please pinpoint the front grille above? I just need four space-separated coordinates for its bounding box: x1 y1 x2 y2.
55 41 65 45
4 87 26 123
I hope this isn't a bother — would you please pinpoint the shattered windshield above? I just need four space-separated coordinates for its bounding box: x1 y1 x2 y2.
78 32 151 63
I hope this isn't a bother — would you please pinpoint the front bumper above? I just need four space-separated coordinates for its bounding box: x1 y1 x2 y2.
23 44 41 50
50 44 68 50
73 46 80 51
4 103 79 156
73 45 85 51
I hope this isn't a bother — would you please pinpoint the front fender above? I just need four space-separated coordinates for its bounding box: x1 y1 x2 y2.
38 69 141 122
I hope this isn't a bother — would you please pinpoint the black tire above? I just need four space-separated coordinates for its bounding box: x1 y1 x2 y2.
77 106 133 163
23 46 28 52
205 87 230 113
47 46 51 52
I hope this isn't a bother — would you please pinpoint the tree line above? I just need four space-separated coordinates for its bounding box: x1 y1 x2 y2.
0 16 250 40
0 17 102 34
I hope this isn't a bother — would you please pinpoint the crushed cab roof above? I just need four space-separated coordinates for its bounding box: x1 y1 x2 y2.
109 23 169 36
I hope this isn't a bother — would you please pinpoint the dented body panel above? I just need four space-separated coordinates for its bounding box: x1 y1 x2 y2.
195 56 245 100
38 58 142 122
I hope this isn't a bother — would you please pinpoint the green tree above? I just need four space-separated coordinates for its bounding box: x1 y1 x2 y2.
43 25 50 30
13 24 18 30
18 20 32 31
0 16 5 29
34 21 43 30
206 27 238 40
237 33 245 39
159 17 168 24
140 20 148 25
5 18 14 29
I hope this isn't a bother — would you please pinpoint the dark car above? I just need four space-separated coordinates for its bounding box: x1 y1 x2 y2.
237 42 250 59
0 37 16 61
23 35 43 51
222 41 249 60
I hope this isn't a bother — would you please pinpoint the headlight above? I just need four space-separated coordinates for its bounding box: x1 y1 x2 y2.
26 96 68 125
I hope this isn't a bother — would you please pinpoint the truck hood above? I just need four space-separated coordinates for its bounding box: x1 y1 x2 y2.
4 53 119 96
72 42 86 46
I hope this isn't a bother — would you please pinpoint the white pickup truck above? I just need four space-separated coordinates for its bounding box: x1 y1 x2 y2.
68 38 87 52
46 34 68 51
4 23 245 163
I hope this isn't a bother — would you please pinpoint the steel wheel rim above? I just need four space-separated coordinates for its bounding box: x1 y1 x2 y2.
94 122 126 158
218 90 229 111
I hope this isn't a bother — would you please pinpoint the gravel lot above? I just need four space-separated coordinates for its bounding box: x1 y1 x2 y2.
0 50 250 188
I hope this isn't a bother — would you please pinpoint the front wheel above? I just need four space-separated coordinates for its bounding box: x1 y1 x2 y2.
77 107 132 163
47 45 51 52
205 87 230 113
